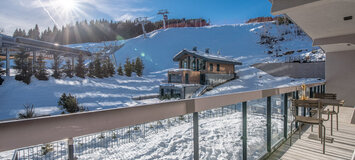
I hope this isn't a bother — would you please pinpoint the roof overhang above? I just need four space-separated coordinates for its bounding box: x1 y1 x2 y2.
270 0 355 53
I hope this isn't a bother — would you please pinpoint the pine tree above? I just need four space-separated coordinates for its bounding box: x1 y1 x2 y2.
93 54 103 78
124 58 132 77
13 51 32 84
35 55 49 80
131 60 136 73
32 24 40 40
117 63 123 76
135 57 144 77
105 58 115 77
63 59 73 78
88 62 95 77
101 61 109 78
58 93 86 113
75 54 86 78
51 54 62 79
13 28 19 37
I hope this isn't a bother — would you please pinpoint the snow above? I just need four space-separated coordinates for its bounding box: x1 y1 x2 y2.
69 22 319 74
0 22 325 120
0 75 163 120
2 104 284 160
0 22 325 159
203 66 323 96
167 68 193 72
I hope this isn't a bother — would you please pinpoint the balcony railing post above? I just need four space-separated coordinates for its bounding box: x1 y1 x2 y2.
322 84 325 93
295 91 299 128
317 86 320 93
12 150 18 160
68 138 74 160
309 87 313 117
193 112 199 160
283 93 288 139
242 102 247 160
267 96 271 152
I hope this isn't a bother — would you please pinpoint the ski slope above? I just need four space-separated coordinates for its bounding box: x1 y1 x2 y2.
70 22 320 74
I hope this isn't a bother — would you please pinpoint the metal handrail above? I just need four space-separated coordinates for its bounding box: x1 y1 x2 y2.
11 150 18 160
0 81 325 152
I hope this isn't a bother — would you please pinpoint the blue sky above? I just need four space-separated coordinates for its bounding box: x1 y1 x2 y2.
0 0 272 35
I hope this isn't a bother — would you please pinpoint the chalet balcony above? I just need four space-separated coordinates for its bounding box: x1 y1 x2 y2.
168 69 201 84
3 82 354 160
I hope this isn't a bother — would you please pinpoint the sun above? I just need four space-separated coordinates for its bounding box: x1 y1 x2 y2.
53 0 78 12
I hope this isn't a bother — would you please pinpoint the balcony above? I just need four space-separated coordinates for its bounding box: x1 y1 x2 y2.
3 82 353 160
168 69 201 84
269 105 355 159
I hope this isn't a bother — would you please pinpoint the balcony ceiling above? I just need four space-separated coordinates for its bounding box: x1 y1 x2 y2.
271 0 355 52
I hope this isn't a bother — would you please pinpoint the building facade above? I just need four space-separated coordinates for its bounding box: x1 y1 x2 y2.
160 49 242 99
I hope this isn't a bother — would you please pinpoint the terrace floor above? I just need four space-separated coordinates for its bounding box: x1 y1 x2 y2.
269 106 355 160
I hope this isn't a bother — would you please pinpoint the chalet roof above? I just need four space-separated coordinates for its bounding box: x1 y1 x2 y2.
173 49 242 65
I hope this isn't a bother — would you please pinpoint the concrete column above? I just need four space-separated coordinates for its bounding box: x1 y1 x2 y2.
193 112 199 160
67 138 74 160
6 48 10 77
242 102 247 160
283 94 288 139
32 51 36 72
266 96 271 152
326 51 355 106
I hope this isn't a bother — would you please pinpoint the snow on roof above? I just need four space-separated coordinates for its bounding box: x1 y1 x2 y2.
160 83 200 88
167 68 193 72
173 49 242 65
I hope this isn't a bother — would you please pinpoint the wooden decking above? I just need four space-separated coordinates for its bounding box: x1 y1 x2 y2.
269 106 355 160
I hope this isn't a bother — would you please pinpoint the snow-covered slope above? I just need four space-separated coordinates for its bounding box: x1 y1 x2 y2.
70 22 320 74
0 22 324 121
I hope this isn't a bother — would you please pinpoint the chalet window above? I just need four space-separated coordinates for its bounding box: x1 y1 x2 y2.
192 57 196 71
210 63 213 71
196 59 200 71
183 61 187 68
187 56 191 69
192 61 196 71
202 60 206 70
217 64 220 71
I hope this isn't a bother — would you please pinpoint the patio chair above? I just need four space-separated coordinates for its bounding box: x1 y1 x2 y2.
291 99 330 154
313 93 344 134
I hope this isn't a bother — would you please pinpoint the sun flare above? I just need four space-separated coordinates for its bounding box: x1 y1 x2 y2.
53 0 78 12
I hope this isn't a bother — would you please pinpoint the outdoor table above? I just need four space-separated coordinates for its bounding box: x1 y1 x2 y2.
308 98 343 136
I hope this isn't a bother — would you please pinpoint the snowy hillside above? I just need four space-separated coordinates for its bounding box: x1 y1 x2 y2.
0 22 325 121
70 22 322 74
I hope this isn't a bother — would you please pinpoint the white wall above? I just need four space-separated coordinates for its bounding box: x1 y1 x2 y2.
326 51 355 106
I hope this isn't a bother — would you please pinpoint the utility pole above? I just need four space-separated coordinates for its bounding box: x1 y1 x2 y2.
135 17 148 38
157 9 169 29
